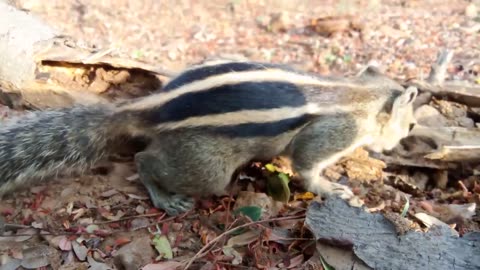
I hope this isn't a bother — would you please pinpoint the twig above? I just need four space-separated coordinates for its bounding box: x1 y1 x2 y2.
182 214 306 270
427 49 453 85
404 49 480 107
224 178 238 226
4 223 32 230
93 212 167 225
216 262 252 269
458 180 469 193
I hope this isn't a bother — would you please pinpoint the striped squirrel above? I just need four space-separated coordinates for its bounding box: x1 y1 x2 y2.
0 60 417 215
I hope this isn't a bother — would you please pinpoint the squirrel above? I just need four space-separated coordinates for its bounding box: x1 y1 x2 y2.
0 59 418 215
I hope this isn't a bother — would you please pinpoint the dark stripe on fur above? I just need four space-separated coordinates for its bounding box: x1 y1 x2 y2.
142 81 307 124
163 62 289 91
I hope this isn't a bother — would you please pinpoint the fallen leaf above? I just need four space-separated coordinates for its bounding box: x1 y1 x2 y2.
30 186 47 194
278 254 304 268
226 230 260 247
222 246 243 265
401 196 410 217
100 189 118 198
86 224 100 234
136 205 145 214
131 217 150 231
414 213 451 230
266 172 291 203
446 203 476 220
265 163 278 172
58 236 72 251
128 193 149 200
234 206 262 221
9 228 37 242
72 241 88 261
142 261 183 270
63 250 76 265
0 257 22 270
87 256 112 270
20 245 55 269
31 221 43 229
293 192 315 201
126 174 139 182
114 237 131 247
72 208 87 221
152 235 173 260
267 228 295 245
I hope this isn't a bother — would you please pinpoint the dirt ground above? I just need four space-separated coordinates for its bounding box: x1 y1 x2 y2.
1 0 480 269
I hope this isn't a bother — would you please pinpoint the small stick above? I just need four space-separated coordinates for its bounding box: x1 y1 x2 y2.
427 49 454 85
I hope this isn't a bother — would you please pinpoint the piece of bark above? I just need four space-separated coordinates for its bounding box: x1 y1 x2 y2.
408 80 480 108
371 152 456 170
305 198 480 270
409 125 480 162
0 1 173 109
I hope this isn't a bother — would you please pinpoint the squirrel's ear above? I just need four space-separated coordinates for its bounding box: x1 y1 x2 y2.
391 86 418 118
396 86 417 106
356 65 383 78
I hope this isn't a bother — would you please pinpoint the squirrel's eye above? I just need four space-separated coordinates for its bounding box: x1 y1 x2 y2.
409 123 415 131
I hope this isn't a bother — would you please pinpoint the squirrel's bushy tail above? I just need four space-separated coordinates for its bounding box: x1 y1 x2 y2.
0 105 118 197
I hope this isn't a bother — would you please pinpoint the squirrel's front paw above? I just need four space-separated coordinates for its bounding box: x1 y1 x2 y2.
308 179 354 200
328 182 355 200
152 194 195 216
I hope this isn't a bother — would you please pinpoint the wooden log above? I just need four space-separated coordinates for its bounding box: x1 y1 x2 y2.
0 0 174 109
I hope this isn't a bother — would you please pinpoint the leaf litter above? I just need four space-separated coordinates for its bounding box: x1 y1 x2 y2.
0 0 480 269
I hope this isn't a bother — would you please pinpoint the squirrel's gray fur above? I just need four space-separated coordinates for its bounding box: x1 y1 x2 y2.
0 60 418 215
0 105 118 195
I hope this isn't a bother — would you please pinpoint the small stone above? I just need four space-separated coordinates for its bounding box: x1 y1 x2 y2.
457 116 474 128
135 205 145 214
414 105 449 127
465 3 478 18
130 217 150 231
167 50 177 61
268 12 290 33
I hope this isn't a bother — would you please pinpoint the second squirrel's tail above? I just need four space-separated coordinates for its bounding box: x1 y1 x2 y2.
0 105 122 197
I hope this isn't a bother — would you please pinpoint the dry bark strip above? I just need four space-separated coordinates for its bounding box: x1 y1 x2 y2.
305 198 480 270
0 0 175 109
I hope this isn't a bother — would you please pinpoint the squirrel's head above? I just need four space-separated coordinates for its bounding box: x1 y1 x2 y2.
354 66 418 152
370 86 418 152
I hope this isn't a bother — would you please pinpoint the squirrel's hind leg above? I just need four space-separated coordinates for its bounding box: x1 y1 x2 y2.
134 131 240 215
135 151 195 216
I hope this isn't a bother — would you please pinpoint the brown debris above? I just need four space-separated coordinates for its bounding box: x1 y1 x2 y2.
307 15 364 36
340 148 386 183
